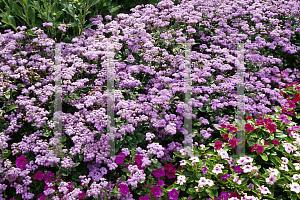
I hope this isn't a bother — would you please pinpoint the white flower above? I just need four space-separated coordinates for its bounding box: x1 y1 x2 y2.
293 174 300 181
293 163 300 170
179 160 187 165
199 144 206 150
266 174 277 185
279 164 289 172
281 157 289 164
242 165 253 173
258 185 271 194
218 150 229 159
294 151 300 157
242 195 259 200
189 157 200 163
177 175 186 185
290 182 300 193
198 177 207 187
267 168 279 176
212 167 223 175
206 179 214 187
179 148 186 156
282 143 297 154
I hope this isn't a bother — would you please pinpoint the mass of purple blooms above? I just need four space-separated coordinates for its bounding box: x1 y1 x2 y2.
0 0 300 199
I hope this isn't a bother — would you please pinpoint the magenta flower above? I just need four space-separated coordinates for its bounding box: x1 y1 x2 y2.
37 193 47 200
116 152 126 164
139 195 150 200
234 166 242 173
272 139 280 146
201 166 208 174
214 141 222 150
278 114 291 125
244 123 255 132
227 137 241 149
134 154 143 165
151 185 162 198
33 171 45 181
15 155 27 169
152 166 165 178
44 171 54 183
221 174 231 180
158 179 165 186
119 184 129 195
166 169 176 179
257 145 264 154
266 123 276 133
168 188 179 200
77 190 86 199
165 163 175 172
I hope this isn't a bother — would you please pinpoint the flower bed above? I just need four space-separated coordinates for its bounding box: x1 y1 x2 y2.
0 0 300 199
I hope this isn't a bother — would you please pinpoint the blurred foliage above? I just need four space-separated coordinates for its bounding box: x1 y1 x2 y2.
0 0 165 43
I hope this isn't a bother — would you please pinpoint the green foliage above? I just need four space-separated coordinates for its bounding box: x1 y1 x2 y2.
0 0 166 43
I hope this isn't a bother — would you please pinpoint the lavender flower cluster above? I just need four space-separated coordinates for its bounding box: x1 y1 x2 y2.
0 0 300 199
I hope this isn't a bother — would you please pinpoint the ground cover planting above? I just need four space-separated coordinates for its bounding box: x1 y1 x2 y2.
0 0 300 199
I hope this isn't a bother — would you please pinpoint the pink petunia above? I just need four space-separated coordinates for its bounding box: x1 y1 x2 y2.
139 195 150 200
168 188 179 200
134 154 143 165
119 184 129 195
151 185 162 198
16 155 27 169
116 152 126 164
44 171 54 183
77 190 86 199
152 167 165 178
33 171 45 181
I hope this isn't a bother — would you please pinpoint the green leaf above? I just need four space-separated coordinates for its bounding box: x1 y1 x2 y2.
7 14 16 28
87 0 101 10
121 175 126 181
27 5 35 27
205 188 214 199
4 90 10 99
187 187 195 194
180 185 186 191
121 168 129 173
291 193 297 200
275 131 287 138
260 153 268 161
12 2 27 22
5 104 18 113
109 5 122 14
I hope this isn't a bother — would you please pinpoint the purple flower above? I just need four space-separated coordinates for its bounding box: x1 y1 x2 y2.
15 155 27 169
33 171 45 181
152 167 165 178
139 195 150 200
151 185 162 198
278 114 291 125
116 152 126 164
234 166 243 173
119 184 129 195
134 154 143 165
221 174 230 180
168 188 179 200
201 166 208 174
158 179 165 186
42 22 53 27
